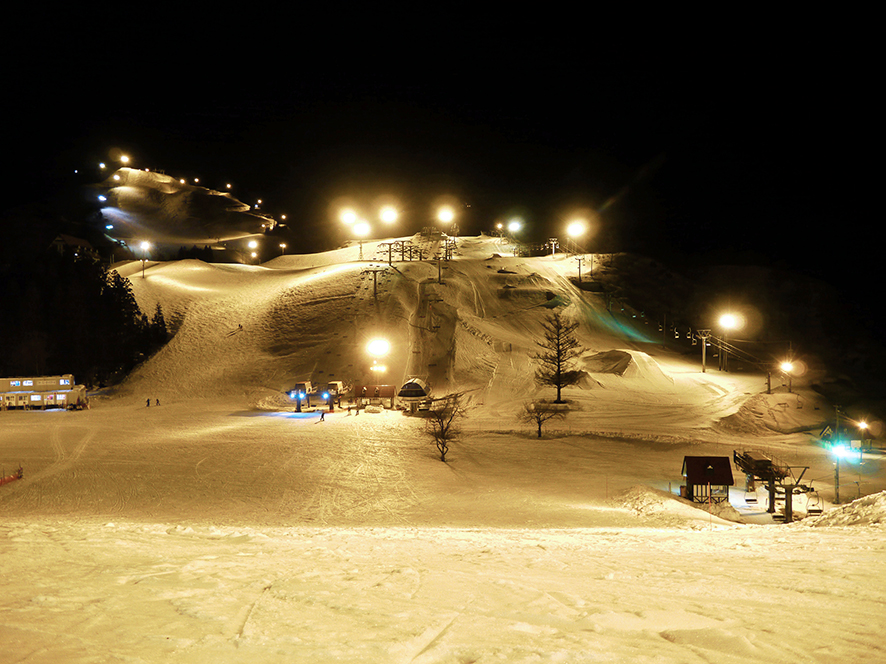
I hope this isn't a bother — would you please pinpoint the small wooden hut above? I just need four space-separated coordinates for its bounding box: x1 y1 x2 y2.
681 456 734 504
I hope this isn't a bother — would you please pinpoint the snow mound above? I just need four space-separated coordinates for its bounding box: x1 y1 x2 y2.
583 350 632 375
717 391 827 435
618 485 740 527
806 491 886 527
580 349 676 392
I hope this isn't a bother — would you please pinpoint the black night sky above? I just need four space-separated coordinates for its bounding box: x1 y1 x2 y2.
5 33 876 314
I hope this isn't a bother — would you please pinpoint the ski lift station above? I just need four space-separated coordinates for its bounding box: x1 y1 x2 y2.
397 378 431 413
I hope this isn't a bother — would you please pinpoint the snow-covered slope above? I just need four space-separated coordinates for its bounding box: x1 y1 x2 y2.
114 232 833 443
2 231 884 663
97 167 272 245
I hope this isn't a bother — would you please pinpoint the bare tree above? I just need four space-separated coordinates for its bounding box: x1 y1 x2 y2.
425 393 466 462
533 310 584 403
519 401 566 438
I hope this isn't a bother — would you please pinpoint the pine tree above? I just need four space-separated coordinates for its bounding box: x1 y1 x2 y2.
533 311 584 403
151 303 168 346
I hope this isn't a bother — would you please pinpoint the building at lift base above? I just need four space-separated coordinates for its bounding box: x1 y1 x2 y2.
0 375 88 410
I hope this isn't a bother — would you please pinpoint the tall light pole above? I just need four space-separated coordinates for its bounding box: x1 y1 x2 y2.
140 241 150 278
718 313 742 371
354 221 370 260
366 337 391 388
566 219 586 255
437 205 458 236
780 361 794 393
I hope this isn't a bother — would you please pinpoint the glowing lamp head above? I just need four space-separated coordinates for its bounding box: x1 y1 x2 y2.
139 241 150 252
438 206 455 223
832 443 850 459
248 240 258 249
507 219 522 233
566 220 586 238
340 209 357 225
719 313 743 330
366 337 390 357
353 221 371 238
380 206 398 224
780 362 794 373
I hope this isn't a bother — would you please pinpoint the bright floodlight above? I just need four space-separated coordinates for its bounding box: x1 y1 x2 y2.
832 443 851 459
780 362 794 373
566 220 586 237
248 240 258 249
139 241 150 252
507 219 522 233
366 338 390 357
719 313 741 330
340 209 358 225
380 206 398 224
859 421 869 430
120 155 130 164
438 206 455 223
353 221 371 237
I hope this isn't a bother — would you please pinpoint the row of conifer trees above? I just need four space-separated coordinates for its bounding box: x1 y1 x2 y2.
0 249 167 387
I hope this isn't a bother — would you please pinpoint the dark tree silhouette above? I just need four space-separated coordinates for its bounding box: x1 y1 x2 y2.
519 401 566 438
0 247 167 386
533 311 584 403
425 393 466 462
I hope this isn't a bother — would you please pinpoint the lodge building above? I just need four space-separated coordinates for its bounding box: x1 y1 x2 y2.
0 375 88 410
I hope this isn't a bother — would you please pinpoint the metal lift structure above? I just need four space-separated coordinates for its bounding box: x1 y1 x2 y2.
733 449 815 522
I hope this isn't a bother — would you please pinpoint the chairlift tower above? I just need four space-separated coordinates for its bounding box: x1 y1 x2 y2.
362 266 387 300
695 329 712 372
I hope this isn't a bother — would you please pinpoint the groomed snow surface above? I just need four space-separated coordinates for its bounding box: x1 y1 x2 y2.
2 234 885 663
